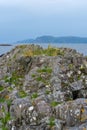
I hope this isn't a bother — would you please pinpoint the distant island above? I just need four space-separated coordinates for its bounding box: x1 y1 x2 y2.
17 36 87 43
0 44 12 46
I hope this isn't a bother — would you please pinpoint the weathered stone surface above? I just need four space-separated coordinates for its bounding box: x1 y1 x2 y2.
0 45 87 130
55 99 87 127
70 80 84 91
36 100 51 116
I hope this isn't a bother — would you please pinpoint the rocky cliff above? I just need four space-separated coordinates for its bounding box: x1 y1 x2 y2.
0 44 87 130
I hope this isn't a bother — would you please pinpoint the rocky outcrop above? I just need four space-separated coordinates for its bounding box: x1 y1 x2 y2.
0 44 87 130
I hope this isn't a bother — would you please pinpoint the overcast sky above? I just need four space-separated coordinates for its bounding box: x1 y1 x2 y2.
0 0 87 43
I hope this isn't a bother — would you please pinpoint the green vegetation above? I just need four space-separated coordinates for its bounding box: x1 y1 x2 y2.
61 82 69 88
0 97 12 105
36 76 43 82
50 101 61 107
35 66 52 85
2 127 8 130
0 98 12 129
69 64 73 69
4 75 18 85
37 66 52 74
31 74 36 78
0 106 11 130
68 77 74 83
77 75 81 80
45 90 51 95
48 117 55 127
8 87 14 92
4 71 23 86
18 90 27 98
0 86 4 91
6 99 12 108
0 98 5 103
31 93 38 99
1 112 10 125
66 97 73 101
44 45 64 56
80 65 86 74
23 45 64 57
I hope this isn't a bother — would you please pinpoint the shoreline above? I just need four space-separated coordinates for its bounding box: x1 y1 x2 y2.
0 43 87 56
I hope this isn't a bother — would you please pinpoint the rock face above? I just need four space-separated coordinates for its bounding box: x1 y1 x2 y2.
0 44 87 130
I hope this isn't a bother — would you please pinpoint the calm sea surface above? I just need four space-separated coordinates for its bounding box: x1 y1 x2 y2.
0 43 87 56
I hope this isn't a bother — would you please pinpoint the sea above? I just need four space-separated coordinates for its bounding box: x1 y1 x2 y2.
0 43 87 56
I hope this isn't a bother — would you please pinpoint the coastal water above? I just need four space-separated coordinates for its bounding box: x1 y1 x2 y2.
0 43 87 56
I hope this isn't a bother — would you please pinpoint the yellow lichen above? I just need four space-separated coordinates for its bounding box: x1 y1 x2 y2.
85 99 87 103
83 128 86 130
81 108 85 113
5 95 10 99
81 116 87 122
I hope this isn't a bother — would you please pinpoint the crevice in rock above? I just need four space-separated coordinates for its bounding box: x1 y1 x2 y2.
72 90 80 100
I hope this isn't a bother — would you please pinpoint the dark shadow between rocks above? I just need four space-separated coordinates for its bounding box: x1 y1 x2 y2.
72 90 80 100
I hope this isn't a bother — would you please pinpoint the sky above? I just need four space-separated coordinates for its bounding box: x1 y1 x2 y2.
0 0 87 43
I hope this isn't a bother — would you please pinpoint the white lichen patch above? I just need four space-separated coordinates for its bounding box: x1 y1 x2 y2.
80 65 84 69
74 109 80 116
78 70 81 75
19 104 22 108
67 71 73 77
30 118 33 122
33 117 36 121
28 106 34 111
45 84 50 88
85 79 87 84
82 75 85 79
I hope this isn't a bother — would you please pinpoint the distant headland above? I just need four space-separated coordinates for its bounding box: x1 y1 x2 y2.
17 36 87 43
